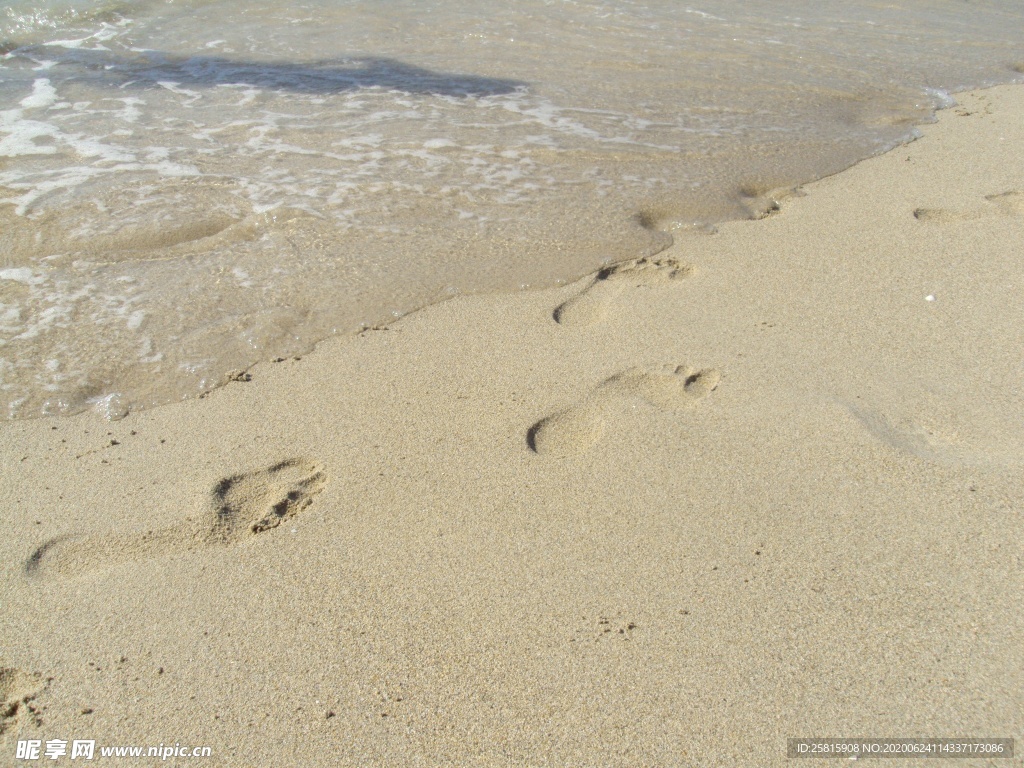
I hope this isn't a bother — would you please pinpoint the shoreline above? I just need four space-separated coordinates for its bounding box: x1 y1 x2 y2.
5 71 1024 423
2 84 1022 766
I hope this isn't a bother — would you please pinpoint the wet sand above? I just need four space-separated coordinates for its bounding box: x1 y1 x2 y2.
1 85 1022 766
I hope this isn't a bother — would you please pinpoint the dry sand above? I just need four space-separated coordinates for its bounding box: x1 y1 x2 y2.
1 85 1022 767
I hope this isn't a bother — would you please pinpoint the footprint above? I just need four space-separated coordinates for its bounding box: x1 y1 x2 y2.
207 458 327 541
845 403 1023 468
91 215 241 253
912 207 974 223
0 668 46 738
985 190 1024 215
25 459 327 579
734 183 791 220
86 209 314 264
528 406 607 459
913 190 1024 222
528 364 720 457
553 256 694 328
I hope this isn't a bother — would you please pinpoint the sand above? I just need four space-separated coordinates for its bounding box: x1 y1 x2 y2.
1 85 1022 767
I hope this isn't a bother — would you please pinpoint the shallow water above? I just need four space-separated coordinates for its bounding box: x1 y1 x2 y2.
1 0 1023 419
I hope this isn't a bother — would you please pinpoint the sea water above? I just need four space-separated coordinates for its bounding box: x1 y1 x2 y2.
1 0 1022 419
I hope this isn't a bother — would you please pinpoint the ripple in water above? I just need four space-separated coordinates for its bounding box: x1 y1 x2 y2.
1 0 1023 418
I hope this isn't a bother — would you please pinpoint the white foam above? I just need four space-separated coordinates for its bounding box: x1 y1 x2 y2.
0 268 45 285
0 303 22 334
232 268 253 287
923 87 957 110
0 0 1019 420
20 78 58 110
92 391 129 421
0 119 59 157
126 310 145 330
157 81 203 103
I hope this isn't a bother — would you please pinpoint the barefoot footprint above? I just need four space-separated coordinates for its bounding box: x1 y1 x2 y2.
553 256 694 328
25 458 327 579
0 667 45 738
913 189 1024 222
528 365 720 457
988 190 1024 215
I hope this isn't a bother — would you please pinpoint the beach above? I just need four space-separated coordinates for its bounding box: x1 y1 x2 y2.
4 0 1024 422
1 82 1021 765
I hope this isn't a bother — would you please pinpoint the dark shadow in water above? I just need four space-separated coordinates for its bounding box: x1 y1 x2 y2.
2 46 527 97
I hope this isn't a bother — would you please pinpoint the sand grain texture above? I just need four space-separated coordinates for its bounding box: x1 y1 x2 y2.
1 86 1022 766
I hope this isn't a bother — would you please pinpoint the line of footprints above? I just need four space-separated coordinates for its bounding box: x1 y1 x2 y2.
22 191 1020 579
25 257 713 579
538 254 719 457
